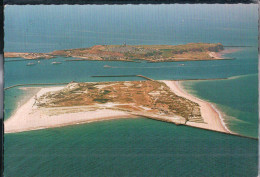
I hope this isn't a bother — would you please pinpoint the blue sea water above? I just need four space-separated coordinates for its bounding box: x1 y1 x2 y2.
4 119 258 177
182 74 258 138
4 4 258 177
4 5 258 52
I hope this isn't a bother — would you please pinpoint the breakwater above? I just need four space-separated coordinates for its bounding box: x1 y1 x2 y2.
131 113 257 140
4 76 229 90
4 83 69 90
91 75 154 81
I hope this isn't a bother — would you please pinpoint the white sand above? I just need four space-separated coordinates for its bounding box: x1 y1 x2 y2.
5 81 232 134
162 80 231 133
4 87 135 133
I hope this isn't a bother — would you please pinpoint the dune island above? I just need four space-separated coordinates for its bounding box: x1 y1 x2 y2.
4 43 231 62
5 42 236 134
5 79 230 134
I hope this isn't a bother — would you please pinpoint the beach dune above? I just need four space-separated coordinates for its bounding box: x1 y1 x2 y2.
5 81 231 134
163 80 230 133
4 87 136 133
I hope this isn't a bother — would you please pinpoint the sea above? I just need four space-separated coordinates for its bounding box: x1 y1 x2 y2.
4 4 258 177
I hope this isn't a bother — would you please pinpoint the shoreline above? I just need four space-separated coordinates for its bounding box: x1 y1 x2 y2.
4 43 233 62
178 80 231 133
209 103 231 133
162 80 231 133
5 81 232 134
4 87 138 133
5 87 41 121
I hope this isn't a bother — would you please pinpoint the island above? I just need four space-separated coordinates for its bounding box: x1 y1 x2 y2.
4 80 230 134
4 43 227 62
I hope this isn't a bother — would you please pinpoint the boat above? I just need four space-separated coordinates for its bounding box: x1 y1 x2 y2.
179 64 185 66
52 62 62 65
104 65 112 68
26 62 36 66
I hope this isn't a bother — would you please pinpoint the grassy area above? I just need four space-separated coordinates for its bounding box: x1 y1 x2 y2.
5 43 224 62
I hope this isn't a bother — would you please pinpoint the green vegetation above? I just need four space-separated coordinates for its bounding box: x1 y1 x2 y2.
5 43 225 62
93 99 110 103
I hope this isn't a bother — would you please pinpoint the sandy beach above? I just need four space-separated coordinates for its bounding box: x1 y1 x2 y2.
162 80 230 133
5 81 231 134
4 87 137 133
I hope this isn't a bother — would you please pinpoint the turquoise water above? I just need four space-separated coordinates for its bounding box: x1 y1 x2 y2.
4 4 258 177
4 47 258 87
4 87 41 119
4 47 258 137
182 74 258 138
4 119 258 177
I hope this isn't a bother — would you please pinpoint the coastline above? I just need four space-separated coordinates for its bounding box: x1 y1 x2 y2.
4 43 229 62
210 103 231 133
5 87 41 121
5 81 231 134
162 80 231 133
4 87 137 133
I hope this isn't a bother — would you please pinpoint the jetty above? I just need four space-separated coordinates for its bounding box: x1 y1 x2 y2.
130 112 257 140
4 83 70 90
4 76 229 90
91 75 228 81
91 75 154 81
91 75 137 78
136 75 154 81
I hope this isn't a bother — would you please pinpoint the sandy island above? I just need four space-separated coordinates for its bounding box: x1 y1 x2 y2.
5 81 231 134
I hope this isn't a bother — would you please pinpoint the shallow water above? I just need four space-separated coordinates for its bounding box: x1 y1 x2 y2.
182 74 258 138
4 4 258 177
